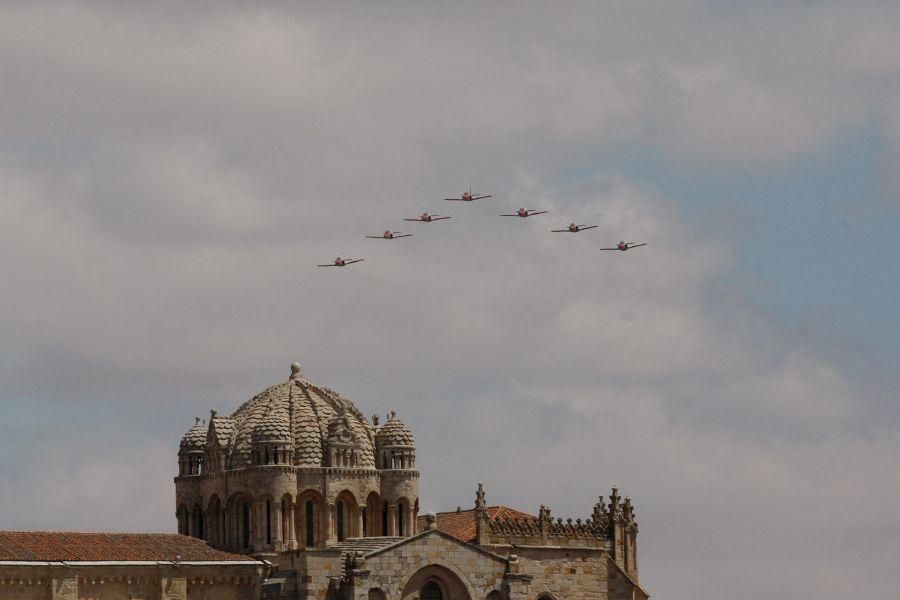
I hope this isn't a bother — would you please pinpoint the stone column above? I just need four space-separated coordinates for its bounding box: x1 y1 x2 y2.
287 502 297 549
273 500 283 551
324 501 334 543
387 504 398 536
254 500 266 548
357 505 365 538
186 510 194 539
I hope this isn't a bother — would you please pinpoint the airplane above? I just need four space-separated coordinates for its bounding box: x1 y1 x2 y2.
445 188 491 202
404 212 451 222
317 257 364 267
367 230 412 239
551 223 598 233
501 208 548 218
600 241 647 251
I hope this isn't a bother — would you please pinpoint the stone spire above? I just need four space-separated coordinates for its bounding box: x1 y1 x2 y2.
474 483 488 545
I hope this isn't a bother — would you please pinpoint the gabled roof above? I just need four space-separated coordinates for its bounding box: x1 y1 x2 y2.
0 532 255 562
416 506 537 543
363 529 507 563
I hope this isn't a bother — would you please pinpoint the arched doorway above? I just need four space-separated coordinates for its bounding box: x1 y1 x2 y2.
400 564 472 600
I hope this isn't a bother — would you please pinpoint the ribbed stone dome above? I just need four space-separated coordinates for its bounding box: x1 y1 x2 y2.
251 408 292 444
375 412 415 447
180 417 207 451
227 364 376 468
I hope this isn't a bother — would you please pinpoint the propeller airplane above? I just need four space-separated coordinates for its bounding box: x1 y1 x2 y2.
552 223 598 233
404 212 451 222
317 257 365 267
445 188 491 202
501 208 548 218
367 230 412 239
600 241 647 251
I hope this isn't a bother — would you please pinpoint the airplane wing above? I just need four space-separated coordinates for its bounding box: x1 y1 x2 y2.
394 234 413 238
473 195 491 200
403 218 420 222
599 247 618 251
344 258 364 265
432 216 451 220
580 225 598 230
628 243 647 248
317 264 337 267
500 214 518 217
531 210 548 216
444 198 466 201
550 229 571 232
365 236 384 239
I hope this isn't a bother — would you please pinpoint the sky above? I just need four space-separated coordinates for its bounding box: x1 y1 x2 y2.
1 2 899 599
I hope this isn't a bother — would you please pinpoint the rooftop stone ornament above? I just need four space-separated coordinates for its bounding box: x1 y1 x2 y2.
290 362 302 380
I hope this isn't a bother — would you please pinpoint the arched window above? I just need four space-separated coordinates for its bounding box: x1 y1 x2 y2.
305 500 315 546
362 507 368 536
241 502 251 549
421 581 443 600
336 500 346 542
397 501 405 536
382 501 388 536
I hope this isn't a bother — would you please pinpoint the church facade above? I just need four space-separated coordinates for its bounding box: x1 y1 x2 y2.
175 363 649 600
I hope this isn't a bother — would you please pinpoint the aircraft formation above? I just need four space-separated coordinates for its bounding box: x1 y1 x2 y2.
318 187 647 267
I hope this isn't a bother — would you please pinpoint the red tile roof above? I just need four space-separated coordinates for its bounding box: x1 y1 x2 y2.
418 506 537 543
0 532 254 562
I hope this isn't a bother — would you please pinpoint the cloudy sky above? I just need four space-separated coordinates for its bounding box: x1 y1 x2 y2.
2 2 900 598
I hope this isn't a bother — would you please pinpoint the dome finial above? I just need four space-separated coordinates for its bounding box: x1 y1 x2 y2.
290 362 302 380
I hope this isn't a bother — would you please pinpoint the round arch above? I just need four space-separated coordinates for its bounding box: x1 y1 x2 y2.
225 492 253 552
206 494 224 547
399 561 475 600
297 489 324 548
365 491 382 536
335 489 360 541
395 496 413 537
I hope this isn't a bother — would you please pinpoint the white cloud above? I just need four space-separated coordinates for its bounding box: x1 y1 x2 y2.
1 3 899 600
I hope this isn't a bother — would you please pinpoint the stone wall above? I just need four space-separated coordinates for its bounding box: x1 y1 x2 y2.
0 564 264 600
509 547 608 600
351 533 507 600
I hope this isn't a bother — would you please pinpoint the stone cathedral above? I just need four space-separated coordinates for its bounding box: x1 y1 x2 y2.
0 362 648 600
174 363 648 600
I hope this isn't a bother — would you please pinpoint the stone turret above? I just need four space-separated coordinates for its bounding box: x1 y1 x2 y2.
178 417 206 476
374 411 415 469
607 486 639 578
